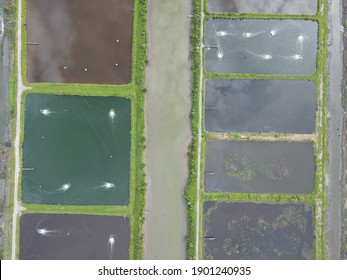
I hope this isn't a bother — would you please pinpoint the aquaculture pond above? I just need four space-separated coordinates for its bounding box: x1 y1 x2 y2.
20 214 130 260
22 94 131 206
205 19 318 75
207 0 317 15
205 141 314 194
203 201 314 259
205 79 316 134
26 0 134 84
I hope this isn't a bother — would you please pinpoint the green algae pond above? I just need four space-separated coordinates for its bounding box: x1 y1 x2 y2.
22 94 131 206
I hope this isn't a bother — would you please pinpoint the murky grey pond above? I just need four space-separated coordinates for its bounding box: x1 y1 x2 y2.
205 19 318 75
20 214 130 259
205 79 316 133
205 141 314 194
207 0 317 15
203 201 314 259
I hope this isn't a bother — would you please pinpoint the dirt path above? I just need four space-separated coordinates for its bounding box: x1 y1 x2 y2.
12 0 30 259
195 0 204 260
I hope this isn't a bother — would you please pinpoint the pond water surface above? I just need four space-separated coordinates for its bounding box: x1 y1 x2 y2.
205 19 318 75
22 94 131 206
144 0 191 259
20 214 130 259
26 0 134 84
205 141 314 194
203 201 314 259
207 0 317 15
205 79 316 134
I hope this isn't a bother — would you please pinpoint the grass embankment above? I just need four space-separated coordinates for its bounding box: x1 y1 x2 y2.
184 0 202 260
6 0 148 259
185 0 328 259
311 0 328 259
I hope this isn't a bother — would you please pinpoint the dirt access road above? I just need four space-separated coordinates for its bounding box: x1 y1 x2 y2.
12 0 30 259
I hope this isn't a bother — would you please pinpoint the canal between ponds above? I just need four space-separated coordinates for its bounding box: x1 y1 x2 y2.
144 0 192 259
326 0 344 259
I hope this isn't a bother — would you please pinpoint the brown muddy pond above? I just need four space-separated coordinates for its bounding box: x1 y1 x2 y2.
207 0 317 15
205 79 316 134
20 214 130 259
203 201 314 259
26 0 134 84
205 141 314 194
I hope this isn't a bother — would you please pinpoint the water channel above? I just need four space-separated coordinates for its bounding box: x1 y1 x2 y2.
144 0 192 259
326 0 344 259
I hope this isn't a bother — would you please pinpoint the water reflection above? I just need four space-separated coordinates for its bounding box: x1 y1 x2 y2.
207 0 317 15
205 19 318 75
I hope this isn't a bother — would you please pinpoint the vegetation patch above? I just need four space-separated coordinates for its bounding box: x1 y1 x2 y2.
203 201 314 260
224 154 252 181
260 159 293 181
